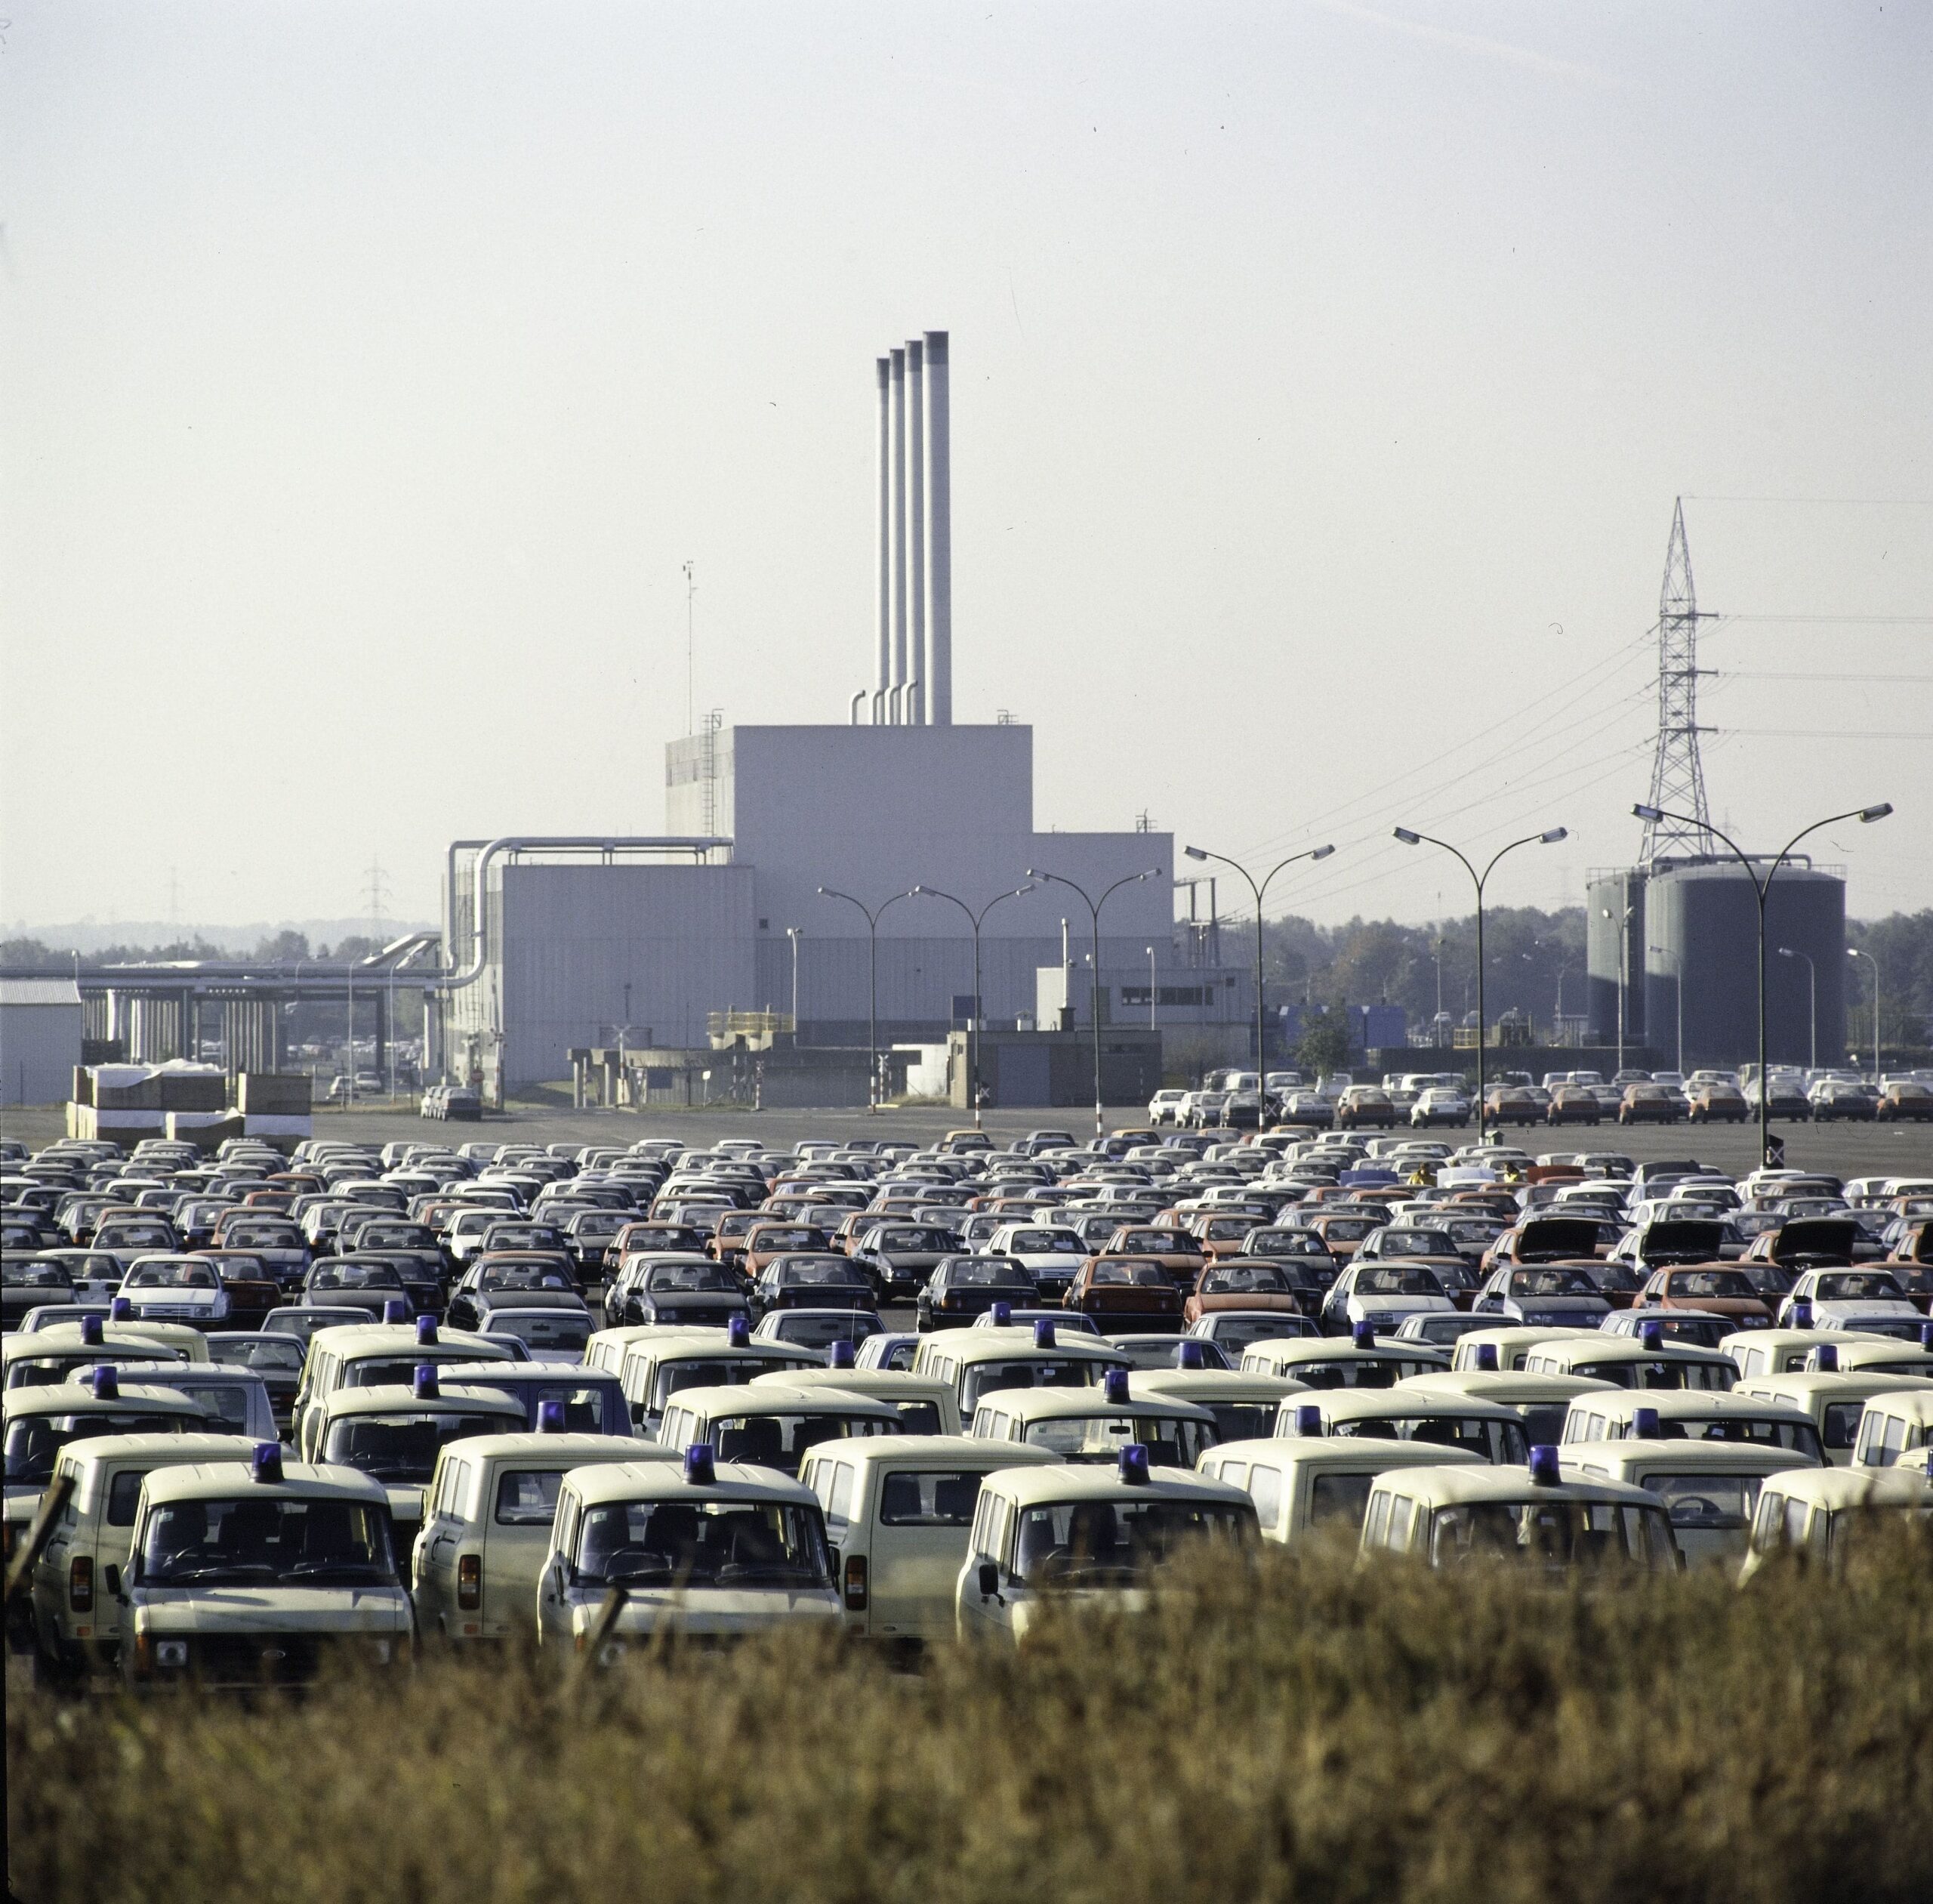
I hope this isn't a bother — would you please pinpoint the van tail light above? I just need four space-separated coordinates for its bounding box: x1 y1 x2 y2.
458 1554 482 1610
843 1554 868 1612
69 1555 94 1612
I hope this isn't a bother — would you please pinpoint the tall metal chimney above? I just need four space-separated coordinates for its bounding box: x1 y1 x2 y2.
874 357 890 723
905 339 926 724
889 347 908 721
921 329 952 725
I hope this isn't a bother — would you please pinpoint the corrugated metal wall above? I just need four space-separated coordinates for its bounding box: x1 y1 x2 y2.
0 1002 84 1104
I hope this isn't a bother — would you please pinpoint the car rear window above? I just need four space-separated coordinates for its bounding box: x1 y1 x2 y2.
495 1469 566 1526
877 1469 982 1527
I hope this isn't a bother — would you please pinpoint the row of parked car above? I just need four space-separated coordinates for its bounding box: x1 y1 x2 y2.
4 1124 1931 1686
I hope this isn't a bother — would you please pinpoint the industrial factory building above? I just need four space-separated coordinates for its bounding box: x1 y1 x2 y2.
438 332 1250 1097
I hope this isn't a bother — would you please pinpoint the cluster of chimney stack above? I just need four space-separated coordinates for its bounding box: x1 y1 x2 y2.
853 331 951 725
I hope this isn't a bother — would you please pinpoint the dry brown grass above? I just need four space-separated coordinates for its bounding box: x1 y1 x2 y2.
10 1529 1933 1904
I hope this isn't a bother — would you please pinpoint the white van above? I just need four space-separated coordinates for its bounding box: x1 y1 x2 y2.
1558 1438 1814 1568
800 1434 1060 1642
1198 1436 1482 1544
1851 1390 1933 1471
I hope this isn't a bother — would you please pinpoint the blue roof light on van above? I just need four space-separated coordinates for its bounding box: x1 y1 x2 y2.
1294 1403 1323 1436
727 1316 751 1348
251 1443 284 1486
1921 1321 1933 1350
1352 1319 1377 1349
91 1365 119 1399
1102 1367 1130 1405
991 1302 1012 1327
81 1315 104 1346
1632 1406 1661 1439
1529 1444 1562 1487
1176 1341 1206 1369
683 1443 717 1486
416 1315 438 1345
1810 1344 1839 1373
384 1300 408 1324
109 1296 132 1322
1640 1321 1664 1351
414 1366 440 1399
537 1399 566 1433
1034 1319 1057 1349
1474 1343 1499 1372
1790 1301 1813 1328
830 1340 856 1369
1118 1443 1151 1485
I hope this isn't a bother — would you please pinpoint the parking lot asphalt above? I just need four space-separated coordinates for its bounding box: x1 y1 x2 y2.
9 1097 1928 1182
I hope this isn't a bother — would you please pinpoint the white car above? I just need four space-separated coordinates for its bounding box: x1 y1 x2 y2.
1410 1088 1471 1129
117 1256 230 1327
1777 1270 1927 1339
979 1224 1092 1304
1147 1090 1188 1127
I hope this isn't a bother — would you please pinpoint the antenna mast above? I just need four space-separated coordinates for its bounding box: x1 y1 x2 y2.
1639 498 1717 863
683 560 696 736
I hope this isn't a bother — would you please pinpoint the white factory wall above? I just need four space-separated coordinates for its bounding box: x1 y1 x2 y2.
490 863 755 1086
0 980 85 1105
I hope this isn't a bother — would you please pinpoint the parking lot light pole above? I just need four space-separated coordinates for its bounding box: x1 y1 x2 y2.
1182 844 1336 1111
1026 866 1161 1139
1145 947 1157 1030
785 929 802 1034
817 886 915 1112
1777 948 1817 1072
1847 946 1881 1084
1394 826 1568 1142
1633 802 1891 1168
907 883 1034 1129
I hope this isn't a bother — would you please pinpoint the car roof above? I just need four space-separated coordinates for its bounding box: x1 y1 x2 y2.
1736 1372 1933 1403
1205 1434 1485 1474
973 1387 1214 1424
309 1324 513 1360
800 1433 1062 1470
1404 1370 1617 1401
2 1383 213 1420
1129 1370 1309 1403
1574 1389 1814 1421
433 1432 677 1467
976 1463 1253 1509
1854 1389 1933 1425
1298 1389 1522 1424
430 1359 613 1381
54 1433 260 1478
748 1369 954 1402
318 1383 529 1419
563 1458 819 1509
1528 1338 1733 1368
658 1382 902 1420
1561 1440 1817 1476
1370 1463 1663 1508
1756 1466 1933 1509
140 1460 390 1506
924 1330 1127 1366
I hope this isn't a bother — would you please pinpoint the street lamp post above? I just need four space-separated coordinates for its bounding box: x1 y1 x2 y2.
1026 866 1161 1138
785 929 802 1034
1394 825 1568 1140
817 887 916 1112
1182 843 1336 1109
1600 903 1634 1078
1145 947 1157 1031
1633 801 1891 1167
1777 948 1817 1072
1847 946 1882 1083
906 884 1034 1128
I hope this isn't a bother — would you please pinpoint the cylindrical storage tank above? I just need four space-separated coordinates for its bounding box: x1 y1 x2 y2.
1585 871 1646 1048
1650 863 1845 1072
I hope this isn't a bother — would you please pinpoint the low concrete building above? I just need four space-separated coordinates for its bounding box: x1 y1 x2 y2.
0 977 85 1106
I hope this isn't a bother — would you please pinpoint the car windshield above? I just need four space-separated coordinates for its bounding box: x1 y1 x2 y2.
962 1359 1105 1412
1357 1267 1447 1298
707 1410 897 1474
138 1495 398 1586
4 1264 73 1291
1811 1273 1906 1302
1331 1413 1527 1463
1428 1498 1676 1570
1204 1265 1292 1295
1671 1270 1758 1300
1572 1358 1734 1392
1013 1495 1253 1586
1020 1413 1213 1467
125 1263 217 1289
777 1262 865 1287
646 1264 736 1292
206 1337 305 1373
323 1412 513 1481
4 1413 188 1485
1011 1232 1084 1252
310 1264 404 1291
575 1498 831 1588
488 1313 591 1351
948 1261 1031 1289
1381 1231 1455 1255
479 1265 576 1293
1509 1269 1602 1297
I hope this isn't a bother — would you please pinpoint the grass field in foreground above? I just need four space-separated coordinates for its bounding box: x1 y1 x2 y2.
10 1532 1933 1904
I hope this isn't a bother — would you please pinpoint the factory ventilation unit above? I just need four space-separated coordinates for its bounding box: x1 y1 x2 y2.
856 331 951 725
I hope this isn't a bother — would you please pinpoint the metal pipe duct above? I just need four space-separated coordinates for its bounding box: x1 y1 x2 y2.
874 356 890 721
437 836 731 992
906 338 926 724
922 329 952 725
888 347 908 721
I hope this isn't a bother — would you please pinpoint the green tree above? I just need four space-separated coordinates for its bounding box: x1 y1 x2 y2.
1296 1006 1353 1078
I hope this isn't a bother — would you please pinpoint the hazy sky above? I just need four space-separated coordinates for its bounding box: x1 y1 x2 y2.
3 2 1928 935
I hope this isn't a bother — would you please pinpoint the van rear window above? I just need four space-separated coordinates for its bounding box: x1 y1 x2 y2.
495 1470 566 1526
877 1470 982 1527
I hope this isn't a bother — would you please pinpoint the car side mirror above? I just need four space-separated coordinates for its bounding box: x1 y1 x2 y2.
976 1560 1000 1599
104 1563 123 1599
